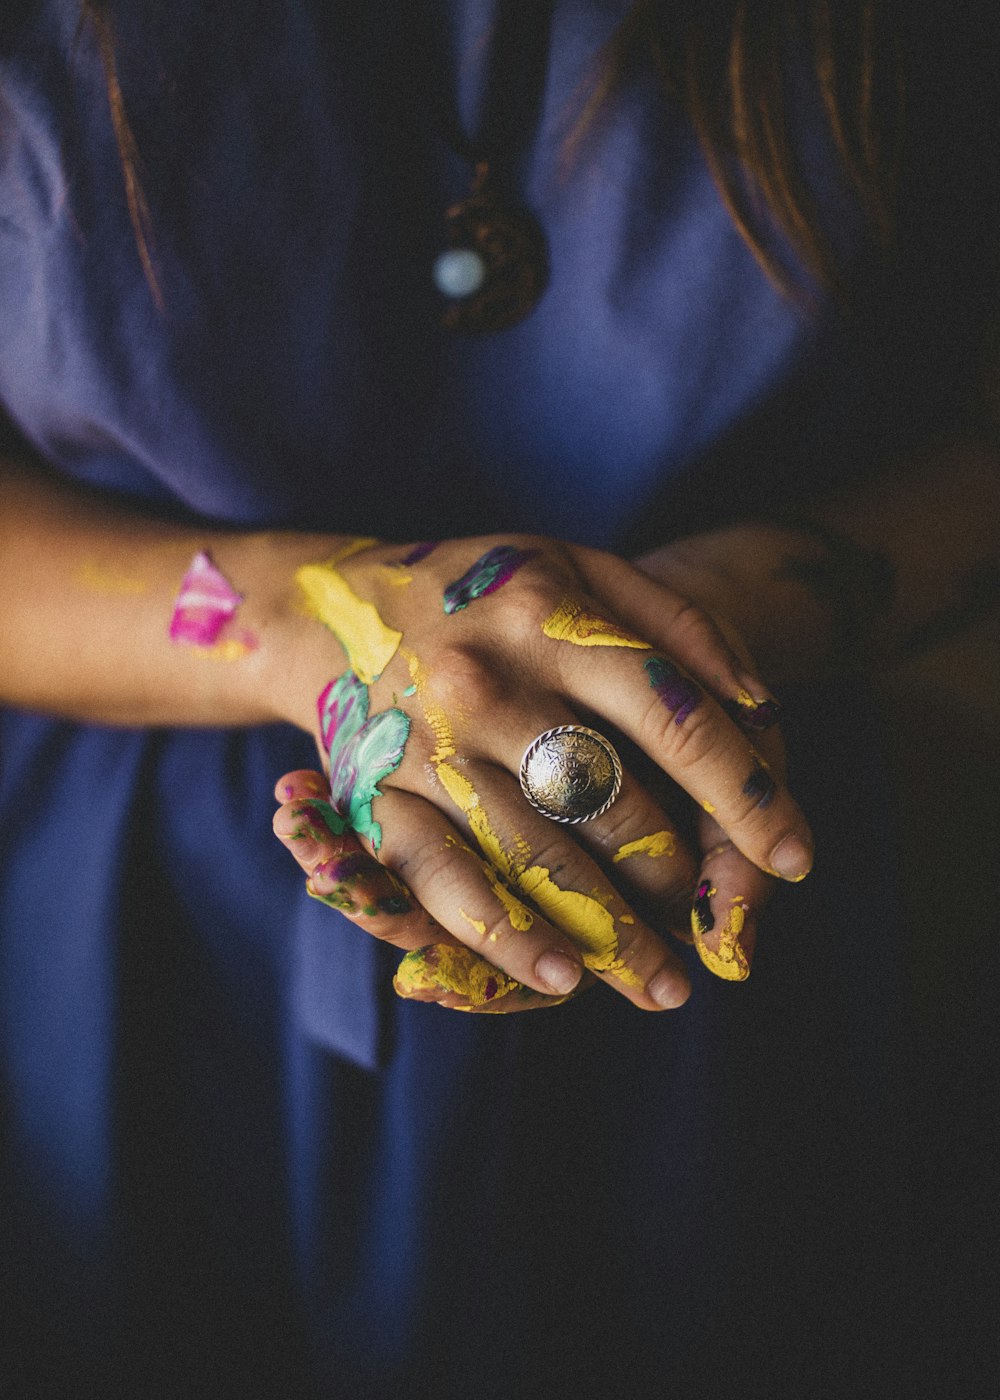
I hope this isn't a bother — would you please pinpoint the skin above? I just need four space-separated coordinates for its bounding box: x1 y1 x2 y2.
271 533 819 1010
5 438 998 1011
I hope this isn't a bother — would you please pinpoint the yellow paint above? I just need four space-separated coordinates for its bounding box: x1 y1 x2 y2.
382 564 413 587
393 944 519 1006
189 638 254 662
702 800 717 814
76 560 147 595
443 834 535 933
612 831 676 863
458 908 487 938
296 563 402 683
324 537 378 566
541 599 650 649
403 648 456 761
414 653 642 990
620 914 635 925
426 707 457 763
436 762 638 979
693 894 750 982
437 765 534 930
692 883 717 940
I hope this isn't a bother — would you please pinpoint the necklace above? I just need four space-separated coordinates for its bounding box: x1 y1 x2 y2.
427 3 554 335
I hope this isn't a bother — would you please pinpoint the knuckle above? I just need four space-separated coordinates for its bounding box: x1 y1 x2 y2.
426 642 509 710
640 691 716 767
499 577 559 643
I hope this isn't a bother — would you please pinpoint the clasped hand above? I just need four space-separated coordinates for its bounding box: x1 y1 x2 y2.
272 534 813 1013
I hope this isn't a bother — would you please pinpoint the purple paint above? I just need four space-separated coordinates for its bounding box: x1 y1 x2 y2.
400 541 439 566
743 760 776 809
442 545 537 614
169 550 242 646
315 852 369 884
644 656 702 725
692 880 716 936
723 696 783 731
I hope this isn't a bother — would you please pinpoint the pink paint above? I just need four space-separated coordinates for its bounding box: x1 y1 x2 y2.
169 551 242 647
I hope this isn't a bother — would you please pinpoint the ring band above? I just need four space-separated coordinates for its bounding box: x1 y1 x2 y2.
519 725 623 824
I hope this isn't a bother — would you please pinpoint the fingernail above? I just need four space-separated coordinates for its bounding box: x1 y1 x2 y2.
535 950 583 995
769 834 813 881
647 969 690 1009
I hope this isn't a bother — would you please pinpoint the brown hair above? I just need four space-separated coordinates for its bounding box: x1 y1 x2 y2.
81 0 904 304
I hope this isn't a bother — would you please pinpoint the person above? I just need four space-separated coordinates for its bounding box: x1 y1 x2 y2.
1 2 996 1395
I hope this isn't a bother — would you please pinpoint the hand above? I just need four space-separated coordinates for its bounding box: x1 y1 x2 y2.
270 533 814 1011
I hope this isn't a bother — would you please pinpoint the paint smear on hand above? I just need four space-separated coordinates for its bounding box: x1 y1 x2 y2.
692 880 717 939
325 537 379 566
542 599 650 649
644 656 701 725
187 628 259 662
403 648 457 762
693 894 751 982
400 541 439 566
77 560 147 595
315 671 410 850
742 755 776 809
724 687 782 731
169 551 242 646
612 831 676 863
436 757 639 984
306 852 413 917
394 943 519 1006
406 647 639 987
442 545 537 614
296 563 402 683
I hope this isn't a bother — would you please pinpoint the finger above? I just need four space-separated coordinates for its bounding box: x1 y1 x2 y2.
408 758 691 1010
407 665 700 920
689 810 777 981
273 768 332 803
472 716 699 917
272 795 443 949
535 621 812 884
392 943 594 1013
372 787 594 999
572 550 783 730
272 775 573 1013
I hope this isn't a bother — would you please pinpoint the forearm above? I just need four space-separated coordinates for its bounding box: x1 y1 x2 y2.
0 455 354 729
643 434 1000 684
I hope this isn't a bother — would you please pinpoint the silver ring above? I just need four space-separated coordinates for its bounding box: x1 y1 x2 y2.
519 725 623 824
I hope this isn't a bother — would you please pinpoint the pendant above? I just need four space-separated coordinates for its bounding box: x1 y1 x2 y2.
433 162 549 335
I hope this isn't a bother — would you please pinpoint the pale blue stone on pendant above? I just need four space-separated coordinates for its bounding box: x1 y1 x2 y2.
432 248 486 299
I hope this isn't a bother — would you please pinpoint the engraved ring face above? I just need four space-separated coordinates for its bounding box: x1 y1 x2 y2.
519 725 623 824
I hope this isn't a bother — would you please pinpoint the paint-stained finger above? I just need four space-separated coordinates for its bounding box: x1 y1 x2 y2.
272 793 441 950
393 943 593 1013
372 787 595 998
570 550 783 731
468 706 701 916
547 639 812 884
273 768 332 804
409 759 691 1011
688 811 777 981
272 785 568 1010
